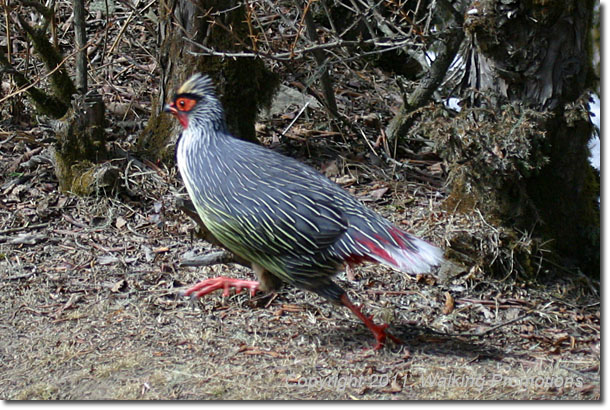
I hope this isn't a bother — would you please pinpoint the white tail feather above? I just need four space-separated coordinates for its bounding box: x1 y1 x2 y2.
369 236 444 275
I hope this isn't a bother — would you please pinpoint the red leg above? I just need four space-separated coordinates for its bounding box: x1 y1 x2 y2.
340 294 403 350
182 276 260 299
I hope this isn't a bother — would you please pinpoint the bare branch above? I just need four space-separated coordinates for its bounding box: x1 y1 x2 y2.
302 0 339 119
185 35 422 61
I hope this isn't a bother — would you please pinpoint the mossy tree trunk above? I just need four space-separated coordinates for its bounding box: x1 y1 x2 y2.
443 0 599 276
10 2 114 196
138 0 278 162
53 92 118 196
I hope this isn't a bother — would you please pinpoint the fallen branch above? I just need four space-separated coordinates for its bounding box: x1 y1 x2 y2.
181 250 244 267
0 222 49 235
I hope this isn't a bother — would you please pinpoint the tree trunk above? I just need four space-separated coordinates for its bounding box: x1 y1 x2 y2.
444 0 599 276
137 0 278 162
73 0 87 94
53 91 116 195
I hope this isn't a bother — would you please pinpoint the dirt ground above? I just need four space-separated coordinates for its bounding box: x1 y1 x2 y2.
0 1 600 400
0 136 600 399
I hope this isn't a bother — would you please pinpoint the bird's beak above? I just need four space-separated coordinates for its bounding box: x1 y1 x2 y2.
164 103 177 115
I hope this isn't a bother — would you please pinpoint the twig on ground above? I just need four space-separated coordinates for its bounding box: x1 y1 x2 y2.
471 313 533 337
180 250 244 267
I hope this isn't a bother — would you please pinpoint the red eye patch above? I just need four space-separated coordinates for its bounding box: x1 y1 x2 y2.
175 97 197 112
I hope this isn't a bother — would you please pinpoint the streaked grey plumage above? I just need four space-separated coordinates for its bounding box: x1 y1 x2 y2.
166 73 443 349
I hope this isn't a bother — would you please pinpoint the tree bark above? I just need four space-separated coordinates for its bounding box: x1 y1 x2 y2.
73 0 87 94
447 0 599 275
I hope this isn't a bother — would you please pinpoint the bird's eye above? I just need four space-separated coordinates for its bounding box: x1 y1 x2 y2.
175 97 196 112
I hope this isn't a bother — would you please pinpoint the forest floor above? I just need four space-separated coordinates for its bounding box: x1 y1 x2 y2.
0 1 600 401
0 106 601 400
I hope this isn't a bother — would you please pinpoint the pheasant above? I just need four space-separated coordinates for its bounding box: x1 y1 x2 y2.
165 73 443 349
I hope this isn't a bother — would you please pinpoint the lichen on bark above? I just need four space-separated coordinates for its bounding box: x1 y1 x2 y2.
53 93 117 195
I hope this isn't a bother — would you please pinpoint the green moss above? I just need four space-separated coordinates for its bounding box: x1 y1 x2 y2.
441 165 479 214
429 102 549 220
53 153 93 195
69 161 96 196
16 14 76 107
17 15 76 105
419 100 599 279
0 45 69 118
137 111 177 163
54 97 110 195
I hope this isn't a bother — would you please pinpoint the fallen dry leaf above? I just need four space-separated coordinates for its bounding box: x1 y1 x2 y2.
368 187 389 201
380 380 402 393
111 279 127 292
443 291 455 314
322 160 340 177
115 216 127 229
237 345 284 358
335 175 357 186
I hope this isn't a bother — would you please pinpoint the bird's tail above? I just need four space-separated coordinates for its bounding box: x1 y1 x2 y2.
351 223 443 275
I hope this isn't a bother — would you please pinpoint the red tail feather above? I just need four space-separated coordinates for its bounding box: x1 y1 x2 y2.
353 226 443 274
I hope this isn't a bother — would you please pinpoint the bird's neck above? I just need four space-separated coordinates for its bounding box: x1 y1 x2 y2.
178 117 229 165
190 109 227 132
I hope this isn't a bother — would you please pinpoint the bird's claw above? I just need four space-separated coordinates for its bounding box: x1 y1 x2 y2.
340 294 403 350
182 276 260 299
368 321 404 350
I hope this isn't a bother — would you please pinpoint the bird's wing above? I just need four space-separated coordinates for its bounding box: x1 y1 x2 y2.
205 187 349 260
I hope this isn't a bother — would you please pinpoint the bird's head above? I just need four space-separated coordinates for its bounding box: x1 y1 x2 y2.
164 73 224 129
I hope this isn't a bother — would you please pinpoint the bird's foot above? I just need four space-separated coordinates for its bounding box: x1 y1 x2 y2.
340 294 403 350
182 276 260 299
364 320 404 351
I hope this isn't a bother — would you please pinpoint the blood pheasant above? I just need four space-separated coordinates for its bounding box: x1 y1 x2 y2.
165 74 443 349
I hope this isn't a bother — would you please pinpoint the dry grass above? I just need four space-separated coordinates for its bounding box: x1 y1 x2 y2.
0 156 600 399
